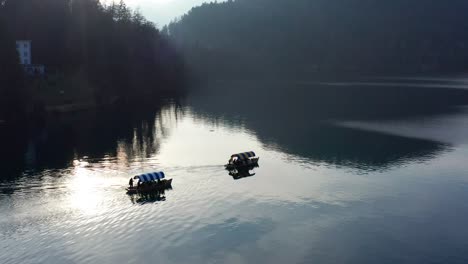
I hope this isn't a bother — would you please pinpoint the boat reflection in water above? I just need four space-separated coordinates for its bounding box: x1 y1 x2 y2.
228 165 258 180
128 189 170 205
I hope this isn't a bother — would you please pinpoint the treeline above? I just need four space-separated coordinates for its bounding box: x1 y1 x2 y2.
167 0 468 78
0 0 185 123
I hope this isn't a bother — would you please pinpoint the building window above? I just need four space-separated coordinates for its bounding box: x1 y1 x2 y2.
24 51 28 56
23 43 27 48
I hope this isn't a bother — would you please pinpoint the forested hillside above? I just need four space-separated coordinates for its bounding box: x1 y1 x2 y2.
0 0 185 123
167 0 468 77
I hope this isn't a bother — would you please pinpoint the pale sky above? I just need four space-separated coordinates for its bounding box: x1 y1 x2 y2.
122 0 223 27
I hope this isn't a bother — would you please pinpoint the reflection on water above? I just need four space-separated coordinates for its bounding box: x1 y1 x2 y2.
129 190 169 205
228 166 258 180
2 77 468 263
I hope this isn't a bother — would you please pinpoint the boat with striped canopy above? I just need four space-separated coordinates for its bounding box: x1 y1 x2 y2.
127 171 172 194
225 151 259 170
134 172 166 182
231 151 256 160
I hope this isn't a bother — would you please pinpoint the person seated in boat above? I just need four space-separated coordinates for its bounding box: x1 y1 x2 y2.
129 177 134 188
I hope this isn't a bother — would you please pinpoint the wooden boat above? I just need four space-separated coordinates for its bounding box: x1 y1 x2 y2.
126 172 173 194
225 151 259 170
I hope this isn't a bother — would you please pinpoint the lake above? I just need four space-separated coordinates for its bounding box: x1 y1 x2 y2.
2 77 468 264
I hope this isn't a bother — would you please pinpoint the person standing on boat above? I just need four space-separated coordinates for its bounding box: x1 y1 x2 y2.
129 177 134 187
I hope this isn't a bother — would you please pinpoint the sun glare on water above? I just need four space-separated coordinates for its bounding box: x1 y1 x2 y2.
67 160 106 214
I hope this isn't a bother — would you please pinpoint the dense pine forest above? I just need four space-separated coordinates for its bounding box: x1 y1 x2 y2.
167 0 468 78
0 0 185 124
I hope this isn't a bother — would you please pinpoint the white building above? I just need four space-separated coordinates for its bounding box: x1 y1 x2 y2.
15 40 45 76
16 40 31 65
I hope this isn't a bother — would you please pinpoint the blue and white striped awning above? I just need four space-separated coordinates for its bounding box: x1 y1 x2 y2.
231 151 256 160
134 172 165 182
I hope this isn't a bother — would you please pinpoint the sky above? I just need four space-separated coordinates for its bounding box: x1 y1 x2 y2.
122 0 221 27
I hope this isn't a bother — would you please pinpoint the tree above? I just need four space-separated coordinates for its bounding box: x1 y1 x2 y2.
168 0 468 77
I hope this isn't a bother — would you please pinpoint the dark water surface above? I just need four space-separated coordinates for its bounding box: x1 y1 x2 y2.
2 77 468 264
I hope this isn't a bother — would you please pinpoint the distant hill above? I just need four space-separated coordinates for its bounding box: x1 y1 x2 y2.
167 0 468 78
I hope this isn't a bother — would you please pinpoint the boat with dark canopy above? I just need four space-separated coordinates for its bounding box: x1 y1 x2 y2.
127 171 172 194
225 151 259 170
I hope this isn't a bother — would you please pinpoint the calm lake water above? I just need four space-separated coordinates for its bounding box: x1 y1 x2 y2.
2 77 468 264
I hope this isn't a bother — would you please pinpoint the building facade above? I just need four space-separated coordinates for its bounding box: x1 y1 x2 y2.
15 40 45 76
16 40 32 65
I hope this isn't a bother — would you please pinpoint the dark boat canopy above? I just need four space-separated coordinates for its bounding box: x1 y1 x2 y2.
231 151 256 160
134 172 165 182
